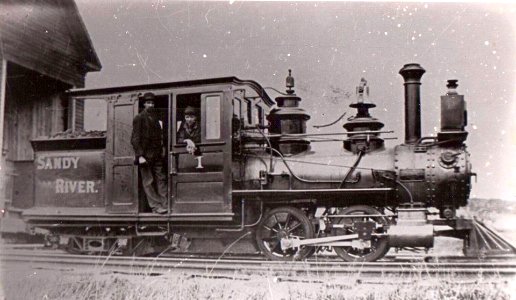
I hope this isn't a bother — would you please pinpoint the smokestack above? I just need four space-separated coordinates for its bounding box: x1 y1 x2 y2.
399 63 426 144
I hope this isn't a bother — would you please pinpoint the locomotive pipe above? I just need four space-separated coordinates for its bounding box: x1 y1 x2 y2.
216 200 264 232
399 63 426 144
216 199 247 232
339 150 364 188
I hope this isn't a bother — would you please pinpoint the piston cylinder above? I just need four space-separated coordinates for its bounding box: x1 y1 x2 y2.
388 225 434 248
388 207 434 248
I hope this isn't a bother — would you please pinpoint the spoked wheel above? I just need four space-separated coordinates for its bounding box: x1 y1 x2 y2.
255 206 315 261
332 205 390 262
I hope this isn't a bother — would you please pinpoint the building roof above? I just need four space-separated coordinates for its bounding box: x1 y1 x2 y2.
64 0 102 72
0 0 102 87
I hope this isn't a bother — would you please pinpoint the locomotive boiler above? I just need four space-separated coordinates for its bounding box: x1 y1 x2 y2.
11 63 514 262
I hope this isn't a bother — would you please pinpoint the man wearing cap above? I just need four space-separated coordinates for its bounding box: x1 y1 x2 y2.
131 92 168 214
177 106 201 154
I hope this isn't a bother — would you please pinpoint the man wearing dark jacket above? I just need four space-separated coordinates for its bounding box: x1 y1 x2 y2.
131 93 167 214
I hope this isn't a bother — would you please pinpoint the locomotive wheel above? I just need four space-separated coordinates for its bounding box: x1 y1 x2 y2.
255 206 315 261
332 205 390 262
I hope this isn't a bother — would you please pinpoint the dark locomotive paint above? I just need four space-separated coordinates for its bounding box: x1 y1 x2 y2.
34 150 104 207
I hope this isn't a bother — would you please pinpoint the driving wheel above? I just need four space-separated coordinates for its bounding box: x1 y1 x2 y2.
332 205 390 262
255 206 315 261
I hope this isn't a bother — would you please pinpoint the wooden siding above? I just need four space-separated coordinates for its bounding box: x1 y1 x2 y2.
0 0 101 88
5 93 65 161
5 63 69 161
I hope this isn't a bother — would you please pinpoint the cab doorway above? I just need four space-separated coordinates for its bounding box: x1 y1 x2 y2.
136 94 171 213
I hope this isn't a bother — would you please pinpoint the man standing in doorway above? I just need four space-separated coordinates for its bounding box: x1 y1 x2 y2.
131 92 167 214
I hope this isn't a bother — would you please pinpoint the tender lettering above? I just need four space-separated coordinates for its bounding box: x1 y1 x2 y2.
37 156 80 170
55 179 98 193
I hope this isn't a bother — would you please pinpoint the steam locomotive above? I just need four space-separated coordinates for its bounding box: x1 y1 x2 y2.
16 63 489 261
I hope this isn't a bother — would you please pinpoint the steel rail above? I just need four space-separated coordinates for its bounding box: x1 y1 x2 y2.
2 250 516 276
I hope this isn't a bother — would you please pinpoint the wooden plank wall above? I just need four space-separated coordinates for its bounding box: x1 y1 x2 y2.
5 63 69 161
0 0 99 88
5 94 66 161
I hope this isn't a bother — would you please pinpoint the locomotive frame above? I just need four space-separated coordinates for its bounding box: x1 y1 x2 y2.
13 64 516 261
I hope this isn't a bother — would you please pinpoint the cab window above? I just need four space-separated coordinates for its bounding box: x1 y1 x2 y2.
241 98 251 126
176 93 201 144
72 98 107 131
205 95 221 140
233 98 241 119
175 92 223 144
253 104 262 125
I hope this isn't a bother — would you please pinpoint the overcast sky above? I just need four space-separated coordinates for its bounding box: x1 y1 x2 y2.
75 1 516 201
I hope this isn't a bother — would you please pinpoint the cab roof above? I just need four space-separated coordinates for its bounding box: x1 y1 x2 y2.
68 77 275 106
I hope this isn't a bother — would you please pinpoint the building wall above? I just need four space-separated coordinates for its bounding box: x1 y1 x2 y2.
4 63 69 161
0 1 100 230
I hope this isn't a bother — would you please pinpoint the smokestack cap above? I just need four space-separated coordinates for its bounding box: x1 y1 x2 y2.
446 79 458 88
399 63 426 84
446 79 459 95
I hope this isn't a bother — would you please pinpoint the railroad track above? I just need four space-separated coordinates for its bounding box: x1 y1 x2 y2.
2 248 516 279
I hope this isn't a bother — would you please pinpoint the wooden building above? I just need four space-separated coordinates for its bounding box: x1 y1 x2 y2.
0 0 101 233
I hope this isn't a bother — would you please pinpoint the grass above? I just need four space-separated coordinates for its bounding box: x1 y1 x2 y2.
1 264 515 300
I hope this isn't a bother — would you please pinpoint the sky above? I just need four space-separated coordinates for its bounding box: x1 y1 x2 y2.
75 1 516 201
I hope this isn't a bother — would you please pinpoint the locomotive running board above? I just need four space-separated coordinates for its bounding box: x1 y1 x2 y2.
233 188 393 200
22 207 234 224
463 219 516 258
